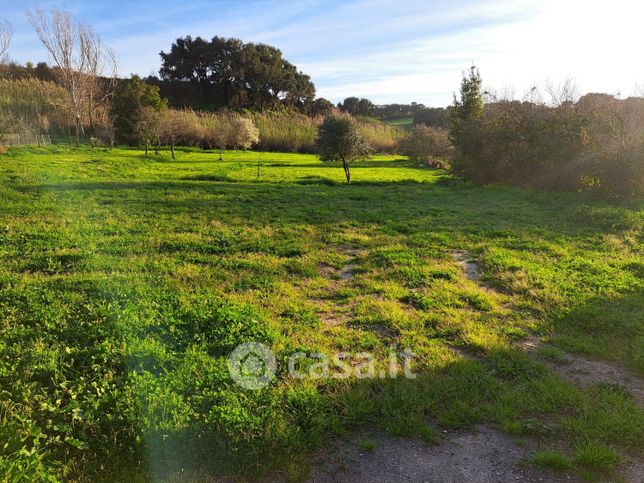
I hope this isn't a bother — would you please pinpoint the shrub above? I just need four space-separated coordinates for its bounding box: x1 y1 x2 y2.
448 68 644 198
229 114 259 150
200 112 259 156
317 113 371 183
398 125 453 166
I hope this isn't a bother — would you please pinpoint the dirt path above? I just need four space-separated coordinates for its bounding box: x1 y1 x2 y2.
309 249 642 482
310 426 561 483
524 338 644 407
450 249 483 282
448 250 644 407
316 245 362 327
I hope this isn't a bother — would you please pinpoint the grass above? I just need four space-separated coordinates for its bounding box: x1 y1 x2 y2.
529 449 572 471
573 442 622 471
0 145 642 480
529 444 623 477
357 439 378 451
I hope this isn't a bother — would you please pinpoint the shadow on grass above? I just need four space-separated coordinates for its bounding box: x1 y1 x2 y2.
181 174 233 182
549 289 644 374
13 179 635 238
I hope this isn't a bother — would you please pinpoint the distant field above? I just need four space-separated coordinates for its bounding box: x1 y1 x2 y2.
0 146 642 480
382 117 414 129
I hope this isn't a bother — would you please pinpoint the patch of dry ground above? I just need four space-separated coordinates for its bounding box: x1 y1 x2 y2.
310 426 563 483
526 338 644 407
316 245 363 327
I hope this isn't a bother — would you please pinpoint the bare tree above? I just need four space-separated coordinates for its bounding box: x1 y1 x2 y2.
201 113 232 160
160 110 187 159
545 79 578 107
27 8 117 146
86 39 118 135
135 106 161 157
0 18 12 61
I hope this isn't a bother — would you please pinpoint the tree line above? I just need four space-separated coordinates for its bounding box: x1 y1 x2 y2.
1 10 641 197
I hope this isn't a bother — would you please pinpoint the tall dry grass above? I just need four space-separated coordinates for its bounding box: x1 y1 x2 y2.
0 78 69 134
355 116 405 153
249 111 319 152
249 111 403 153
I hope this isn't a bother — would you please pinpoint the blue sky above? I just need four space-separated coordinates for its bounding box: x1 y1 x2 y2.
2 0 643 106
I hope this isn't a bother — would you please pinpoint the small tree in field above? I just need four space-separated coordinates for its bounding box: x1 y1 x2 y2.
159 110 186 159
449 66 483 148
135 106 161 157
111 75 167 144
201 113 231 160
317 114 370 183
449 65 484 175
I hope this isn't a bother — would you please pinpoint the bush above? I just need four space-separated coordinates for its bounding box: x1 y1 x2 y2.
450 96 643 198
157 110 259 156
449 68 644 199
398 125 453 166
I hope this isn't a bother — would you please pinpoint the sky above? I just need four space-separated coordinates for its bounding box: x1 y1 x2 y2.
2 0 643 106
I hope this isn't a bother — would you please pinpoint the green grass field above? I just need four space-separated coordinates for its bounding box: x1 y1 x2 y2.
382 117 414 130
0 146 642 480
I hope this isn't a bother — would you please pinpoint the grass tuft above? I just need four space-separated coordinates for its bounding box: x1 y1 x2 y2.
529 449 572 471
573 442 622 472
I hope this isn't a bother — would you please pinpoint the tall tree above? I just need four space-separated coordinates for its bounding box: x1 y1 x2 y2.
338 97 375 117
305 97 334 117
159 36 315 110
27 8 116 146
449 65 484 163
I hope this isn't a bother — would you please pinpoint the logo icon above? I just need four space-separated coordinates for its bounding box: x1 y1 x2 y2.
228 342 277 389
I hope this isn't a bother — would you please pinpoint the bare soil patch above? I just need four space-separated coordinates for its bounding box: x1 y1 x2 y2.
450 249 482 281
526 339 644 407
310 426 564 483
